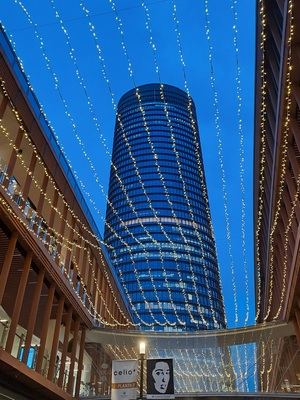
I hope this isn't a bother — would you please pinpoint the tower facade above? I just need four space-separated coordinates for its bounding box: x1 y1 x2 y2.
104 84 225 331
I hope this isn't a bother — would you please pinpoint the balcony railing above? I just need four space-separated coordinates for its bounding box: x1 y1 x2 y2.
0 164 98 324
0 319 73 391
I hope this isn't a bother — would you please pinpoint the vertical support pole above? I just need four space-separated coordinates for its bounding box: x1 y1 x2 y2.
47 190 59 260
74 235 82 295
48 189 58 229
139 354 144 400
91 259 97 307
112 297 117 324
104 274 110 324
85 253 93 311
35 284 55 373
37 174 49 214
67 318 80 395
75 327 86 398
0 231 18 306
47 296 65 382
81 248 88 291
5 250 32 353
22 268 45 364
77 235 85 276
95 267 101 320
108 294 114 325
23 153 37 198
65 216 76 275
118 305 125 329
0 96 8 118
90 369 96 394
120 309 123 327
100 270 107 321
92 355 98 395
57 203 68 261
294 309 300 344
0 96 9 185
57 308 72 388
78 239 85 300
6 129 23 176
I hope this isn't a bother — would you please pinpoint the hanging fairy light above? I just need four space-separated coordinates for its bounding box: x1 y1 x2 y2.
106 13 193 325
0 178 129 327
167 2 248 386
12 0 220 328
168 0 228 328
230 0 250 325
259 341 266 391
107 0 215 327
0 111 166 328
273 170 300 319
11 0 183 327
175 349 199 391
16 0 191 327
0 27 122 258
265 339 275 392
202 0 238 324
254 0 267 322
263 0 294 321
0 77 139 327
7 0 254 331
138 0 217 327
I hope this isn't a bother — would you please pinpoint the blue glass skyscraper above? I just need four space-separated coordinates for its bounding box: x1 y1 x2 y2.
104 84 225 331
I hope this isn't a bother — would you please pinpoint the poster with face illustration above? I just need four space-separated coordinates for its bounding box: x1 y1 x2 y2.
146 358 174 399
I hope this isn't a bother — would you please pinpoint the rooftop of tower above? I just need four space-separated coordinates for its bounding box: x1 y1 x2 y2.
117 83 196 111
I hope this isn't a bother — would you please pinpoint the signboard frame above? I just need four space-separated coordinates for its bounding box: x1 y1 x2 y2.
111 359 138 400
146 358 174 399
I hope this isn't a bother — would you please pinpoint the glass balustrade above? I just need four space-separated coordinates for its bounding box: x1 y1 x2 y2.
78 322 300 399
0 317 71 390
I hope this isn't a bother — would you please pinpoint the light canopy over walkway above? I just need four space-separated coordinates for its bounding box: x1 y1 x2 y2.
83 322 299 397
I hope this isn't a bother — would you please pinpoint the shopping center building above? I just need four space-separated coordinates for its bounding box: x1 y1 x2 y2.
254 0 300 392
3 0 300 398
0 26 133 400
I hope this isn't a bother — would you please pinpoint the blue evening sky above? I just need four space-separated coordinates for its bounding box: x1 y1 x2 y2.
1 0 256 327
